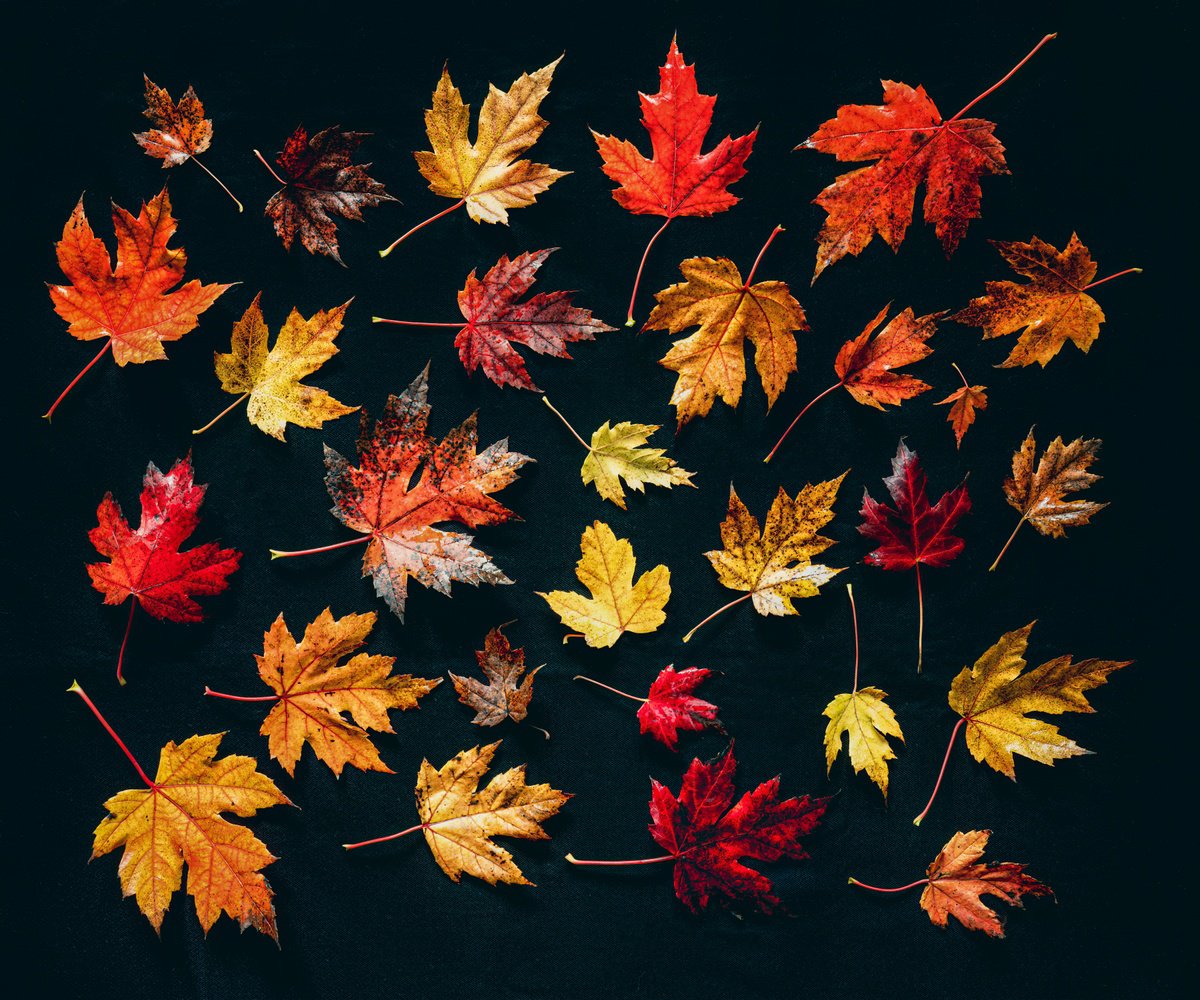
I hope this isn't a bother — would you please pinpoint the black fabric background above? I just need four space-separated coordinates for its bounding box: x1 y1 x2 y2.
8 2 1187 997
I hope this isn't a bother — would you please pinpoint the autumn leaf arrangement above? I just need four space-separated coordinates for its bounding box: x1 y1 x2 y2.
48 33 1141 942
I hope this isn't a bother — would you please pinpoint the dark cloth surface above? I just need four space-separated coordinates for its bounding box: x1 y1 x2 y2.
8 2 1185 997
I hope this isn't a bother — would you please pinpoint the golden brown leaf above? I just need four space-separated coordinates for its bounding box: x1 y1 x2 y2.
413 742 571 884
948 622 1131 779
207 609 440 777
645 231 806 428
538 521 670 648
207 293 358 440
134 75 211 165
450 625 541 728
414 57 568 225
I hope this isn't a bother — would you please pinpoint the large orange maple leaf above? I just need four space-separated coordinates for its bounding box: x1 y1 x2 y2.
271 366 531 619
46 187 232 418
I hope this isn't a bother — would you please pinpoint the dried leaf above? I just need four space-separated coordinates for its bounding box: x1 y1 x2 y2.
936 380 988 447
450 625 541 728
134 75 211 165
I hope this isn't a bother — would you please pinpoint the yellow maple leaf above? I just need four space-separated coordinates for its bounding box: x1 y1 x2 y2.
343 741 570 886
542 397 695 509
538 521 670 648
644 228 806 428
685 475 844 641
195 293 358 440
71 678 292 941
823 688 903 798
416 56 566 224
948 622 1131 780
205 608 440 777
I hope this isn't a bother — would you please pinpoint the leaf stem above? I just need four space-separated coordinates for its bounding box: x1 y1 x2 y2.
252 149 286 186
763 382 842 463
913 717 966 826
269 535 370 560
915 562 925 674
565 852 675 866
682 592 753 643
847 584 860 693
379 200 466 258
561 633 586 644
371 318 463 328
343 823 426 851
573 675 647 704
744 225 785 287
190 154 243 212
192 393 249 435
626 218 671 327
204 687 278 703
951 362 969 389
989 516 1027 572
67 680 155 788
542 397 592 452
948 33 1056 123
42 339 113 421
116 601 137 687
1084 267 1142 291
848 877 927 894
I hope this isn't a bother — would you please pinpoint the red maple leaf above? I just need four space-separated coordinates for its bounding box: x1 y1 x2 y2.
567 744 827 913
638 667 723 751
592 37 756 324
859 440 970 671
576 666 723 751
802 35 1054 280
270 366 531 620
260 125 396 265
374 249 615 390
87 454 241 684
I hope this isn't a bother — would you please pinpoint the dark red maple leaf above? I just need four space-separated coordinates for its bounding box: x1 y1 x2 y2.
802 35 1054 281
87 454 241 684
567 744 827 913
859 440 970 671
260 126 396 265
374 249 615 390
269 366 531 620
592 37 756 324
638 667 722 751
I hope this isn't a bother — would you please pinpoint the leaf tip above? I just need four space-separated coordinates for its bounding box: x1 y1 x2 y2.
67 679 83 695
268 549 284 561
912 815 923 827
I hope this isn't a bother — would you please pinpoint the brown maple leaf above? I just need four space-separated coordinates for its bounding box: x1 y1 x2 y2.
259 126 397 265
449 625 542 731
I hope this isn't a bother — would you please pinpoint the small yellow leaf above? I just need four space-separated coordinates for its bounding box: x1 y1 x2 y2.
581 420 695 509
538 521 670 648
823 686 904 798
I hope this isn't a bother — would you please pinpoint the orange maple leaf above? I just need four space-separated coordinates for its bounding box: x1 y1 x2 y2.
45 187 232 419
936 364 987 447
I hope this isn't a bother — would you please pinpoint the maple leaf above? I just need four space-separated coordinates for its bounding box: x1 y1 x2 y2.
374 249 615 391
204 609 440 777
592 37 756 323
539 521 671 648
953 234 1141 368
87 454 241 684
567 744 827 913
45 187 232 419
802 35 1055 280
381 57 566 254
823 585 904 798
70 682 290 941
134 75 242 211
860 440 969 671
343 741 571 886
542 397 695 509
449 625 542 731
851 829 1053 938
576 666 723 752
936 364 988 448
195 293 358 440
683 475 845 643
270 366 531 620
913 623 1131 824
259 126 396 265
644 227 806 428
991 429 1106 571
765 305 940 462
